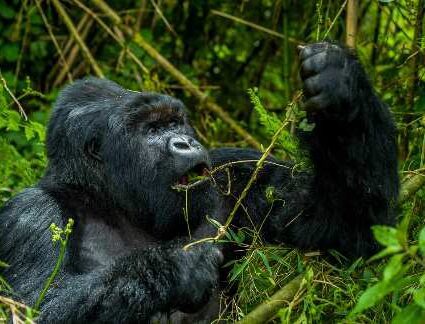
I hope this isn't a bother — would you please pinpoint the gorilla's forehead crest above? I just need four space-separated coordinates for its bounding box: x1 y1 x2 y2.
125 91 186 124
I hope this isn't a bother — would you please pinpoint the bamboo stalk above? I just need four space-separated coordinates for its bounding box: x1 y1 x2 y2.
51 0 104 78
53 16 94 87
91 0 121 25
237 274 304 324
74 0 149 75
62 14 89 58
346 0 358 48
400 0 425 160
35 0 73 84
399 172 425 204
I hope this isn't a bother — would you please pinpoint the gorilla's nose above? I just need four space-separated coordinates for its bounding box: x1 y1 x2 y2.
169 135 211 171
169 135 203 156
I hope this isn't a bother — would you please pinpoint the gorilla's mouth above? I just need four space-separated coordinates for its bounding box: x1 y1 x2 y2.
173 163 210 189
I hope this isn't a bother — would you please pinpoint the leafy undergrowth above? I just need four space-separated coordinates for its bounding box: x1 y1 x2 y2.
0 81 424 323
216 206 425 323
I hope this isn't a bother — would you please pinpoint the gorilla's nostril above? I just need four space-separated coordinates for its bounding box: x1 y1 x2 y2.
173 141 190 150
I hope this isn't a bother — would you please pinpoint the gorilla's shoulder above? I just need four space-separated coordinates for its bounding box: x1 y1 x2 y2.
209 147 290 167
209 147 293 182
0 187 62 230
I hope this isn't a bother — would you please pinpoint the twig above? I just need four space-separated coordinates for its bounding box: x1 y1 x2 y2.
0 296 35 323
150 0 177 37
211 9 299 44
51 0 104 78
0 72 27 120
183 93 301 250
222 120 289 230
73 0 149 74
236 274 304 324
322 0 348 40
35 0 73 84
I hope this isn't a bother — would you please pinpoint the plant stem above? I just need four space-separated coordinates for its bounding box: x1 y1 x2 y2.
33 239 67 311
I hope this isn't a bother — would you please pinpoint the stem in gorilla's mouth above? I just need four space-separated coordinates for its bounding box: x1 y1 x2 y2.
172 163 210 190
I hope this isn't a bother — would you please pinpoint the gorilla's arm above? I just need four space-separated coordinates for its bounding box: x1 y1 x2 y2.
211 43 398 257
0 188 221 322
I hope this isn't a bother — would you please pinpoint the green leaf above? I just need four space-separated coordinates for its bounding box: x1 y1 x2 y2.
24 125 35 141
0 1 15 19
368 245 403 262
265 186 275 204
372 225 401 248
413 288 425 309
0 84 7 111
383 254 403 282
257 250 273 276
1 43 20 62
392 304 425 324
351 281 393 314
418 227 425 255
6 110 21 131
229 259 249 282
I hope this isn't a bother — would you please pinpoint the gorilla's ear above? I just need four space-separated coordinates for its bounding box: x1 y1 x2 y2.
84 138 103 162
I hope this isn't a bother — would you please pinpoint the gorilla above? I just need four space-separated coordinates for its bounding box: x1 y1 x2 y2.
0 42 398 322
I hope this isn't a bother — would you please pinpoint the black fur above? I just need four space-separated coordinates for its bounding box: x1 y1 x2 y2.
0 42 398 322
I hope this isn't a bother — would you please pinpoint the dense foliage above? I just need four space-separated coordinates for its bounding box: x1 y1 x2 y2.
0 0 424 322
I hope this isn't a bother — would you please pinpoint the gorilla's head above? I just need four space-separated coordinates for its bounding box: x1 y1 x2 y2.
43 78 218 239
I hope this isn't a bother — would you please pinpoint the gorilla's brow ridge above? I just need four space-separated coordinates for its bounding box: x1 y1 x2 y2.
126 102 185 126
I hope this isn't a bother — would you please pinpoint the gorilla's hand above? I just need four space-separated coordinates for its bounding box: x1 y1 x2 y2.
171 243 223 313
299 42 365 121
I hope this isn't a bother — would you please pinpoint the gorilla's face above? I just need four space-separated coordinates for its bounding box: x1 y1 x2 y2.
102 92 214 239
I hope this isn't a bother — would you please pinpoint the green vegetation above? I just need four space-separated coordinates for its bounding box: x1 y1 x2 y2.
0 0 424 322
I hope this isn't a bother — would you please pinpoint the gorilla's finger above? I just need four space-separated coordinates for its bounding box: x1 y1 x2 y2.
300 52 328 79
298 42 340 61
303 93 330 111
211 247 224 265
303 75 322 97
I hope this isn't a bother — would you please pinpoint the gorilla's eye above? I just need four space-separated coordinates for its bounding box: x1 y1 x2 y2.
147 126 158 135
169 121 177 128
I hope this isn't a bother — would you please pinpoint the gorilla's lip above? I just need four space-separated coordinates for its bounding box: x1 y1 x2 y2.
173 162 211 189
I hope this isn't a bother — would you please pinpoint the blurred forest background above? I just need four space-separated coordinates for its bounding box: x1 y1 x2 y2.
0 0 425 323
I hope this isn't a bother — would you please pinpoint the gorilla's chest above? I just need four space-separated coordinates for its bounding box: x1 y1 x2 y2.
74 215 159 271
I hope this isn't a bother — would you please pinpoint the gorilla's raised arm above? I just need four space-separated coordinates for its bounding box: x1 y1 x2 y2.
211 42 398 257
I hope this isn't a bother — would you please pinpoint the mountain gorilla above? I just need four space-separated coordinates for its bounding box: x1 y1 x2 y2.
0 42 398 322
